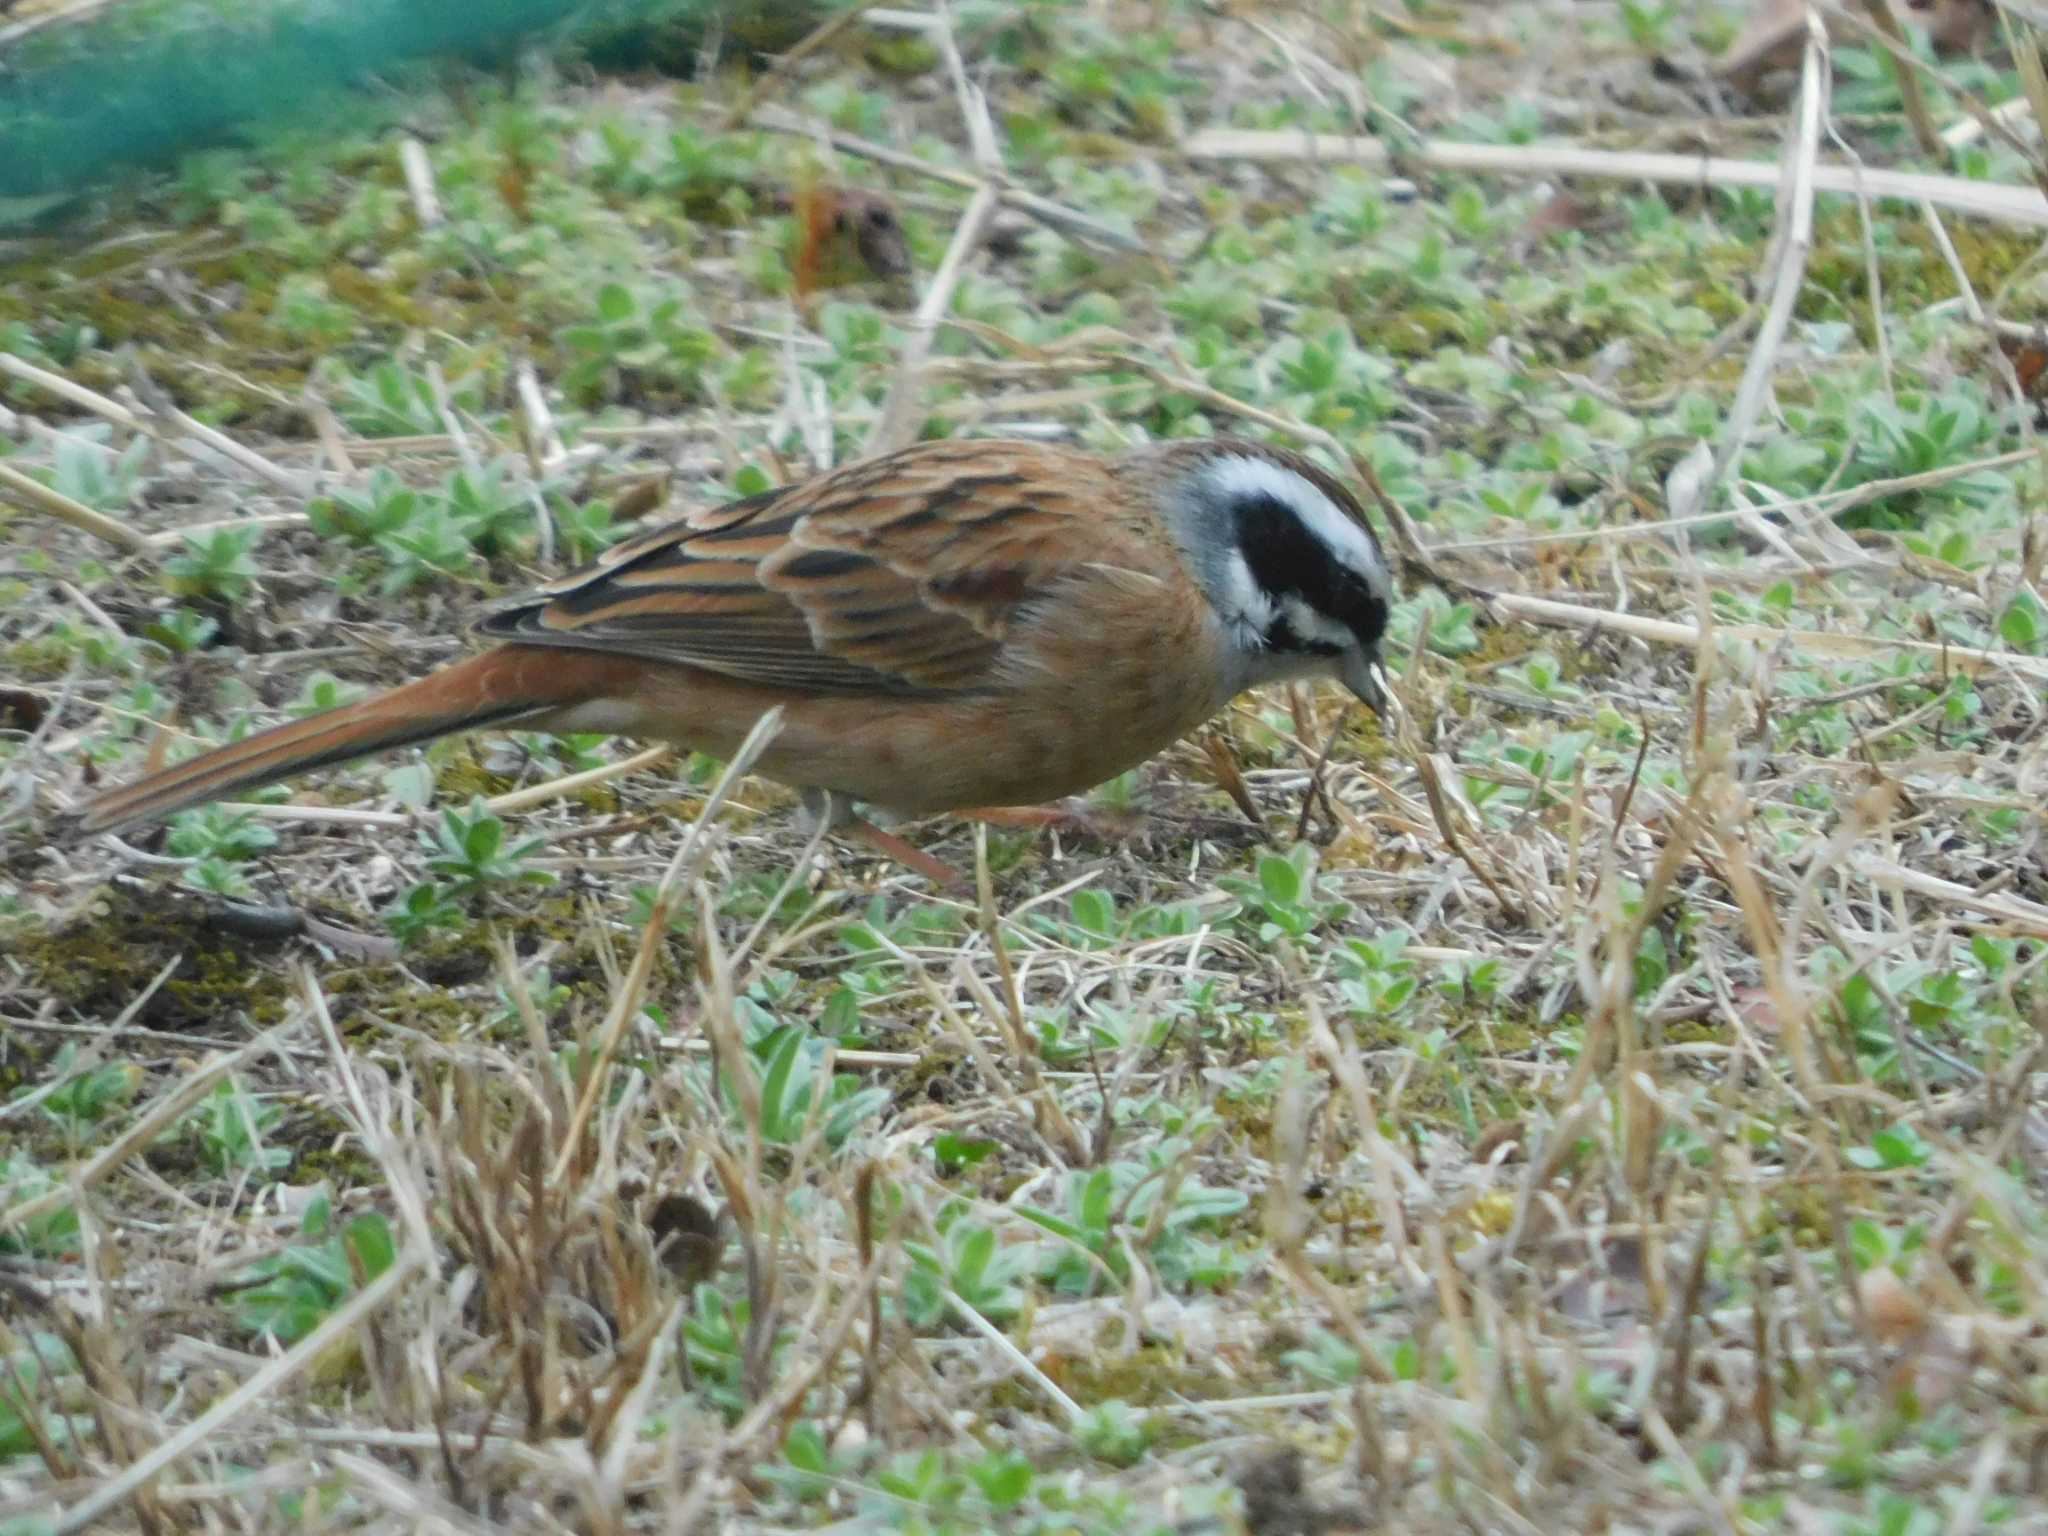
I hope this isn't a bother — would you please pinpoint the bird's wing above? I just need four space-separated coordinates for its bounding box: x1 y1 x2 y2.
475 440 1146 696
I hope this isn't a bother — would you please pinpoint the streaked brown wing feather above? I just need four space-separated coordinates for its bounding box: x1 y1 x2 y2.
474 440 1143 696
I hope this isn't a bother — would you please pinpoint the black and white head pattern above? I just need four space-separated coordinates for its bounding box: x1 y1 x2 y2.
1160 444 1394 699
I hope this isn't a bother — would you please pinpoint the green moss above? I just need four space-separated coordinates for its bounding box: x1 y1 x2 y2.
323 263 432 328
428 749 524 805
1345 1003 1555 1129
1801 209 2041 335
18 884 294 1030
320 888 651 1035
278 1127 385 1188
862 34 939 76
1664 1016 1727 1046
16 869 642 1053
993 1340 1246 1414
0 639 83 681
1751 1183 1839 1251
323 953 486 1024
1338 703 1399 775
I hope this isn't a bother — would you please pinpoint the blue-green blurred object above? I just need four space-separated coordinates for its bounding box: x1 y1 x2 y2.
0 0 819 204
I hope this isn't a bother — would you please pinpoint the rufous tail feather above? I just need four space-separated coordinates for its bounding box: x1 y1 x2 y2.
77 647 596 835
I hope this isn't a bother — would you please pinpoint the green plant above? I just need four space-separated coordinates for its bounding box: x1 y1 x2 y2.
1074 1399 1151 1466
325 358 480 436
25 1047 138 1136
144 606 218 655
164 801 278 897
931 1132 997 1176
1999 587 2044 654
723 1026 892 1150
1847 1124 1933 1173
764 1420 862 1505
307 466 423 544
1617 0 1681 49
680 1283 764 1420
1335 929 1420 1016
0 1331 83 1459
441 458 530 555
164 525 262 603
372 503 479 593
0 1154 79 1258
422 798 554 896
490 962 571 1031
1506 651 1583 701
558 280 717 404
285 671 361 717
903 1209 1034 1326
384 880 465 944
1844 388 2007 524
1217 844 1350 942
270 273 356 346
186 1074 290 1177
230 1192 396 1343
44 430 148 510
549 492 617 563
166 802 278 862
1019 1149 1248 1297
659 124 755 202
1283 1326 1366 1387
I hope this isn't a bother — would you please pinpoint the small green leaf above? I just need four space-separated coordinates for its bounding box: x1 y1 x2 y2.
969 1449 1034 1509
782 1421 828 1474
463 814 503 864
343 1213 397 1280
1079 1166 1113 1235
1070 888 1116 938
1257 851 1302 906
755 1028 810 1142
1999 593 2041 652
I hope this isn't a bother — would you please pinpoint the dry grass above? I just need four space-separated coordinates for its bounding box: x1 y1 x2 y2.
4 2 2048 1532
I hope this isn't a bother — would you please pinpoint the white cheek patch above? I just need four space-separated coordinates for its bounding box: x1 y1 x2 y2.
1204 453 1392 604
1221 548 1277 644
1280 595 1354 651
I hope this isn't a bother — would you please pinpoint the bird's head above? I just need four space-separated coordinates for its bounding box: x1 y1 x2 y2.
1144 439 1395 712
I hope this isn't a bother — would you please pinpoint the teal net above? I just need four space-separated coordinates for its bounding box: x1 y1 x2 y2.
0 0 728 201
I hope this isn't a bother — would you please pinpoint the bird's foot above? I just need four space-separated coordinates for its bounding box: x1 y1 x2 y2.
955 801 1143 842
843 817 970 891
796 792 1144 890
800 788 969 891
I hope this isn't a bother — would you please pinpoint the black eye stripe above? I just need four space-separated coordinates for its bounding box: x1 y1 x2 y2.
1232 492 1388 652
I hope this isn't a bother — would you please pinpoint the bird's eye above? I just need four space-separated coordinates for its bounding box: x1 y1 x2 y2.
865 206 894 228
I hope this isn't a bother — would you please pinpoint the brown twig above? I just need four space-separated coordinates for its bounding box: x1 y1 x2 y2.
0 458 154 558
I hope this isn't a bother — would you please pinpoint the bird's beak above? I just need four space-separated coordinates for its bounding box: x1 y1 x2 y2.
1341 650 1388 719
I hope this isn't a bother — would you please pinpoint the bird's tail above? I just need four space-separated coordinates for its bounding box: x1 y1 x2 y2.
77 646 592 835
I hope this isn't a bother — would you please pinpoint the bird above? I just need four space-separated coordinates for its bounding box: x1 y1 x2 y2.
78 436 1395 879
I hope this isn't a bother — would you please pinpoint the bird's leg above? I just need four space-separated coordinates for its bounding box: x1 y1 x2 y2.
800 788 967 890
849 821 969 890
953 802 1141 840
957 796 1267 850
1198 728 1268 835
953 805 1070 829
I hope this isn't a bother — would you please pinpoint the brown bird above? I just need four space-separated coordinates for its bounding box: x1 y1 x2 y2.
79 437 1394 877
